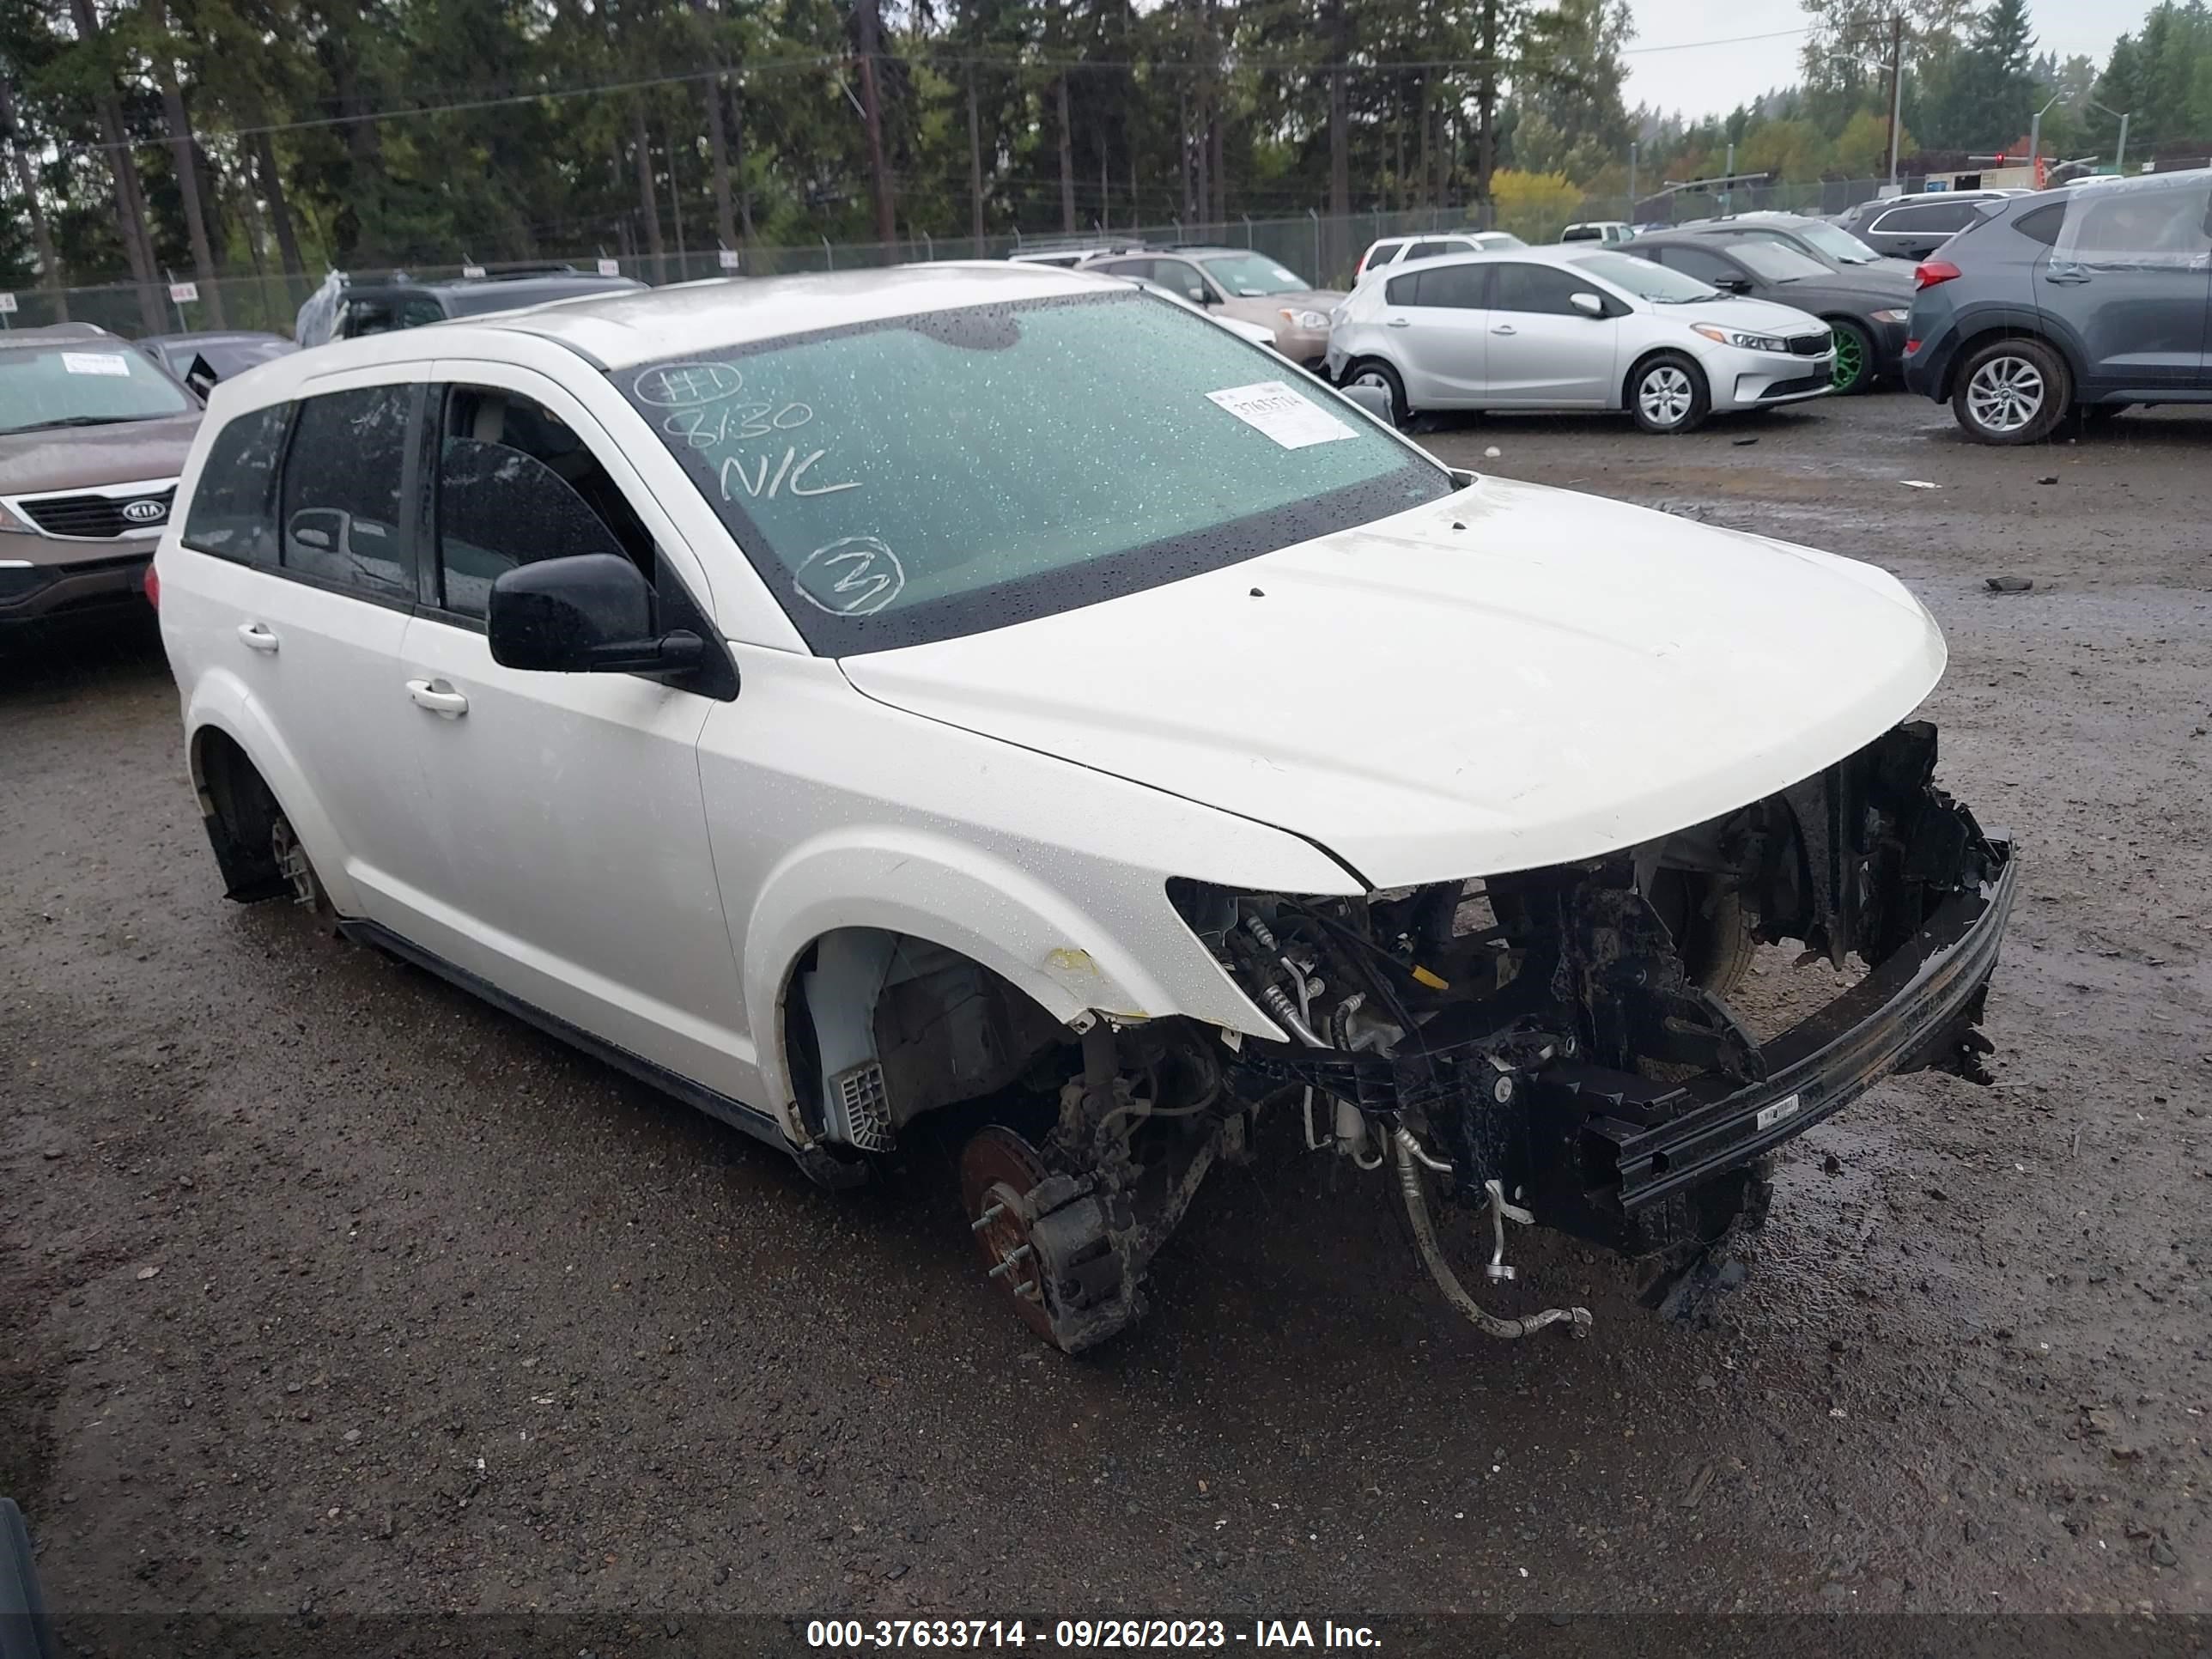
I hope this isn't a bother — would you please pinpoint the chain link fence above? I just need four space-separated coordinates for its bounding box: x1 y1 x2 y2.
1 181 1915 341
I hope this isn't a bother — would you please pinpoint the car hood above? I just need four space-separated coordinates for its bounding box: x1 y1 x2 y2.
839 477 1946 888
0 411 203 495
1670 294 1829 334
1223 289 1343 325
1764 265 1917 307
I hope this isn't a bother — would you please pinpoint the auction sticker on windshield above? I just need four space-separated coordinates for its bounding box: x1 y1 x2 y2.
1206 380 1355 450
62 352 131 377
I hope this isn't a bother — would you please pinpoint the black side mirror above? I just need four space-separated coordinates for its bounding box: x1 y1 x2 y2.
488 553 702 674
184 352 218 398
1715 275 1753 293
1190 285 1218 305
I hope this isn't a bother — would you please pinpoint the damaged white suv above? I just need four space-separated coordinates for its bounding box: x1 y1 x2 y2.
155 264 2014 1352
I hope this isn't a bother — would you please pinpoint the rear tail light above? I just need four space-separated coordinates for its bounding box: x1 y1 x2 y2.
143 562 159 609
1914 259 1961 289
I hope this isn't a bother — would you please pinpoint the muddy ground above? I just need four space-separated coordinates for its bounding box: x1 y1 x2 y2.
3 389 2208 1644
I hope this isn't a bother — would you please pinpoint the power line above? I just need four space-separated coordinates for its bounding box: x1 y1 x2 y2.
58 25 1824 155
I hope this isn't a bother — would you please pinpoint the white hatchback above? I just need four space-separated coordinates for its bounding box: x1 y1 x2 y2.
1327 245 1838 433
155 263 2012 1353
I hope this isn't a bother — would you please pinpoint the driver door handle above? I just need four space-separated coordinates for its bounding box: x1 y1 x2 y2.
236 622 279 654
1385 315 1411 327
406 678 469 718
1491 324 1518 336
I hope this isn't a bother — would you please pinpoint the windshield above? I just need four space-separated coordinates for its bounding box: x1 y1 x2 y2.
0 343 194 434
1199 252 1313 296
1569 251 1717 303
1794 222 1882 264
618 292 1447 653
1728 241 1831 282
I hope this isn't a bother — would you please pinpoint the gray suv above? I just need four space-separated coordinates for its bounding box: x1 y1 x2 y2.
1902 172 2212 444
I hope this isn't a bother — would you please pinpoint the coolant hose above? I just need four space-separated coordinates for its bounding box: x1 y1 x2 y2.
1392 1129 1592 1341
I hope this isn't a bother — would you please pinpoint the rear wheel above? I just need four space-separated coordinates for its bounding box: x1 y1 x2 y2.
1953 337 2070 445
1827 319 1875 395
1341 359 1409 426
1629 352 1710 434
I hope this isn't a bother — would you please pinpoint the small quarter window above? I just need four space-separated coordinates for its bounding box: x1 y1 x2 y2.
183 402 292 566
434 386 649 620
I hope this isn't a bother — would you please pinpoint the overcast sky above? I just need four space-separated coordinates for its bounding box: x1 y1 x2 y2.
1622 0 2135 118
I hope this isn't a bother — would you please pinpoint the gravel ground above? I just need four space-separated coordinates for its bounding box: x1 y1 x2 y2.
3 389 2208 1644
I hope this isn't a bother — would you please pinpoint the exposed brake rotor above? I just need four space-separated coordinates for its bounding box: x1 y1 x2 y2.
959 1126 1057 1345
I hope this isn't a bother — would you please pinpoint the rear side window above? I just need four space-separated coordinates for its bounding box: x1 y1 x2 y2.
2012 204 2063 245
1406 240 1462 260
280 386 416 600
1411 264 1488 307
1877 202 1980 234
182 403 292 566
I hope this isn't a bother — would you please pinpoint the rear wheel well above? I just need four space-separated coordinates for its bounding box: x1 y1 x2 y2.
1940 324 2077 402
189 728 290 902
780 928 1068 1152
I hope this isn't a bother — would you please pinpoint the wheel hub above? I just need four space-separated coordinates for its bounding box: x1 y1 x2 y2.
959 1127 1057 1343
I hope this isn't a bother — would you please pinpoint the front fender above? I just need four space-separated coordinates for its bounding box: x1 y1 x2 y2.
185 668 363 918
743 826 1287 1138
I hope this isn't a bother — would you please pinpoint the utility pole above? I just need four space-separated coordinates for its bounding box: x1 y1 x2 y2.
2027 92 2062 188
855 0 896 244
965 62 984 246
1627 141 1638 218
1886 14 1904 186
2115 111 2131 172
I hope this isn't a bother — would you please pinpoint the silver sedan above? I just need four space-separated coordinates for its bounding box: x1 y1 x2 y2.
1326 246 1836 434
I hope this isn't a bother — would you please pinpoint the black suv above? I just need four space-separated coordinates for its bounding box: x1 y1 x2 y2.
1833 192 2015 261
329 266 643 341
1903 173 2212 444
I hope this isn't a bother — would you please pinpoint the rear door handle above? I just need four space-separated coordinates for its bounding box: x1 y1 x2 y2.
1385 315 1411 327
2043 269 2092 284
406 679 469 717
1491 324 1517 336
236 622 279 654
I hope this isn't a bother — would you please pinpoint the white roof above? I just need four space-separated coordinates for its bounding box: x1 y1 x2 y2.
483 262 1105 368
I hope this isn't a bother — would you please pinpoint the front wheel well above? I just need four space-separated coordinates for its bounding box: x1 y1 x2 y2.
780 928 1069 1152
1620 346 1706 410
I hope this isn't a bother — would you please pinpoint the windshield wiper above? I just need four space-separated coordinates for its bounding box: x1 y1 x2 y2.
8 414 163 433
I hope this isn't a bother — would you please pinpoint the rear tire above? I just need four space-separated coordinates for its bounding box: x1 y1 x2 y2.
1628 352 1710 434
1952 337 2070 445
1827 319 1875 395
1341 359 1409 426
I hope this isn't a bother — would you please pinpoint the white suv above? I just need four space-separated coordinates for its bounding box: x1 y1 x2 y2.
155 264 2014 1353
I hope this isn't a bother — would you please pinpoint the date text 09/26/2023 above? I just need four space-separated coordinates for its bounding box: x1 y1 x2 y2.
806 1620 1382 1650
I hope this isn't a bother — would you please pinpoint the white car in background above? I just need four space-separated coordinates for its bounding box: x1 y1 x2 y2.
1352 229 1525 283
1327 245 1837 434
151 263 2009 1357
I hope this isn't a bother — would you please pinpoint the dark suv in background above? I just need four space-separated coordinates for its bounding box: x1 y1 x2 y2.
318 265 643 343
1835 192 2014 261
1903 171 2212 443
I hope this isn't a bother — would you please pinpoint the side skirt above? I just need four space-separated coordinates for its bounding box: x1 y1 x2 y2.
337 918 795 1158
